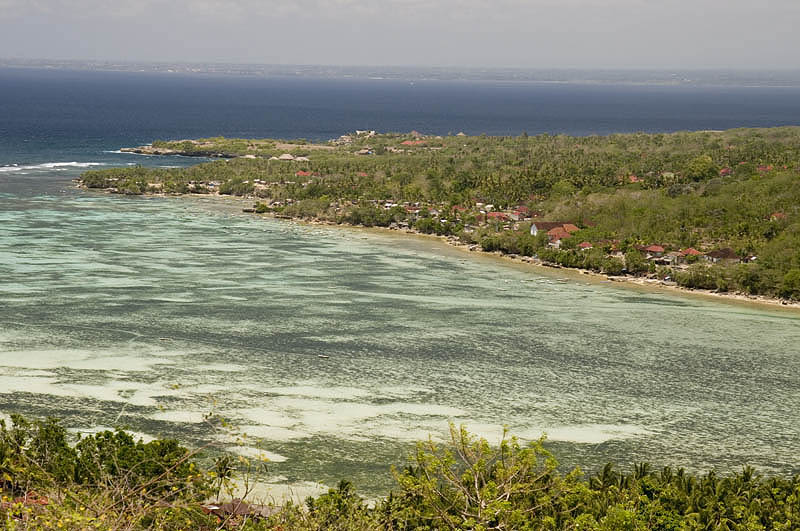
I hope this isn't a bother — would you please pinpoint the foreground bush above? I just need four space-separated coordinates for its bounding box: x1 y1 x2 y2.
2 416 800 529
0 415 215 529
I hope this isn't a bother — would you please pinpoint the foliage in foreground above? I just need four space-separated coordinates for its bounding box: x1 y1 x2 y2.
2 417 800 530
0 415 216 529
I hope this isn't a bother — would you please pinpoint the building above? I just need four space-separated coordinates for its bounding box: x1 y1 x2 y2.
487 212 510 222
644 245 665 257
530 221 570 236
547 227 572 248
704 248 739 264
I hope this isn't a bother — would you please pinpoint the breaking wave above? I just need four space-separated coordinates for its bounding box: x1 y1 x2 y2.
0 162 108 173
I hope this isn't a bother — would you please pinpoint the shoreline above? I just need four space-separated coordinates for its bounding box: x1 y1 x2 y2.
311 219 800 314
81 186 800 314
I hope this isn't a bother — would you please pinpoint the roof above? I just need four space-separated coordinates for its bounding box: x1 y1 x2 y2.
578 241 593 249
706 248 739 260
295 170 312 177
487 212 510 220
645 245 665 253
548 227 571 241
532 221 570 231
278 153 295 160
562 223 580 233
680 247 702 256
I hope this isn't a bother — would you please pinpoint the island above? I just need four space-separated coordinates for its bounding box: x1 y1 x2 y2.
81 127 800 304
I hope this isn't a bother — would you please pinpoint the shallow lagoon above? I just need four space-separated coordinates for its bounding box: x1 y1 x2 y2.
1 174 799 495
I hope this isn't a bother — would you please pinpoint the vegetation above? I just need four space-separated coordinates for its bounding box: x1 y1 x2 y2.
82 127 800 299
3 416 800 530
0 414 216 529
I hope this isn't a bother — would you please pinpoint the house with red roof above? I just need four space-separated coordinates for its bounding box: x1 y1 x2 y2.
487 212 510 222
635 244 665 258
530 221 569 236
547 227 572 248
511 206 531 220
578 241 593 250
295 170 312 177
645 244 664 253
676 247 702 264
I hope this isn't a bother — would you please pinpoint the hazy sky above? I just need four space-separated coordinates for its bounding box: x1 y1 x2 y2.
1 0 798 69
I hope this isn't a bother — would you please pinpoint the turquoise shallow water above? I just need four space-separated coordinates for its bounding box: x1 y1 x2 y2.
1 172 800 495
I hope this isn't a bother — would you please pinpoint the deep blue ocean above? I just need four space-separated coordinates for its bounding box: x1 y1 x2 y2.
2 66 800 174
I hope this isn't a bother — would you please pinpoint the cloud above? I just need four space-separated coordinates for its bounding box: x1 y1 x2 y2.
5 0 797 25
1 0 798 68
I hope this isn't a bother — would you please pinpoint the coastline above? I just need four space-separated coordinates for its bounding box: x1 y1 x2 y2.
82 186 800 314
316 220 800 314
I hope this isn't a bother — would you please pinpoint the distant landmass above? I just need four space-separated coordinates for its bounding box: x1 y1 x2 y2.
3 58 800 87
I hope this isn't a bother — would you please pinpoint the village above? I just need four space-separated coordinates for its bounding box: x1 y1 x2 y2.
116 148 762 277
245 179 755 275
81 126 800 300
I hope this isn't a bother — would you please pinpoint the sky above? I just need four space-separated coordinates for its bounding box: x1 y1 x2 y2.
1 0 798 69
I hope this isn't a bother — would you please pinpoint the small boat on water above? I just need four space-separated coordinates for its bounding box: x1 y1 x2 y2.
318 354 330 359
